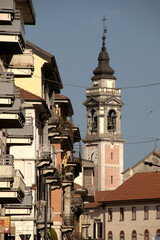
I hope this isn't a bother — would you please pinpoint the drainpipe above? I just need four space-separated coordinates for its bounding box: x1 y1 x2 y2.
44 178 48 240
103 205 106 240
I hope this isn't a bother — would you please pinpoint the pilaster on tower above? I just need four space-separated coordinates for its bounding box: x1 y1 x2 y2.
83 29 125 191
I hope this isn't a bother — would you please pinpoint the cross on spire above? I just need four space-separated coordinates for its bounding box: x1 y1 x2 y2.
102 15 107 35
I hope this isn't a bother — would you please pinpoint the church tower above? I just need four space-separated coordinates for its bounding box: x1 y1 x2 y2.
83 28 125 191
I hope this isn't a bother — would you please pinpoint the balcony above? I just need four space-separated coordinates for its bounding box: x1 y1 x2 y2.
0 0 15 24
36 144 52 168
7 49 34 77
0 155 25 203
5 187 32 215
43 168 61 186
0 88 25 128
0 154 14 184
0 72 15 107
7 117 33 145
52 121 74 151
15 0 36 25
62 213 74 233
37 202 53 230
0 10 26 54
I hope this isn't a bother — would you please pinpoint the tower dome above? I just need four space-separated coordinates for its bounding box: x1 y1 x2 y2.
92 34 116 80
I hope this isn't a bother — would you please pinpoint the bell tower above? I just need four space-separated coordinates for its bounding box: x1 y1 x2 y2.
83 27 125 191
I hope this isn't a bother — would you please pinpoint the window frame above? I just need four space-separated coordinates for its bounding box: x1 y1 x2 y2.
144 206 149 220
132 230 137 240
156 205 160 219
108 208 113 221
132 207 136 220
120 207 124 221
108 231 113 240
120 230 125 240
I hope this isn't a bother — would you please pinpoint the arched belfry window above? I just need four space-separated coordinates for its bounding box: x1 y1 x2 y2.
108 110 116 132
91 109 97 132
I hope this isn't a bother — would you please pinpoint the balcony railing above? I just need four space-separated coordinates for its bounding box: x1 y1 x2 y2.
0 10 26 54
0 154 14 166
37 203 53 224
7 117 33 142
13 169 25 194
0 88 25 128
6 187 32 210
36 144 53 168
0 72 15 105
0 154 14 181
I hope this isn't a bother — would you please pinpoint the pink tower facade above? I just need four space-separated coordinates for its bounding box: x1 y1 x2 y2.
83 33 125 191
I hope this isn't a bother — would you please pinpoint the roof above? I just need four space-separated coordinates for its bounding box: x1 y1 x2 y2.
98 172 160 203
85 202 103 209
123 149 160 174
26 41 53 61
16 86 44 101
54 94 69 100
16 86 50 120
54 94 74 117
91 35 116 81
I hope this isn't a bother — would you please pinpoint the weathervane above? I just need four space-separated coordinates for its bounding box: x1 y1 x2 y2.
102 15 107 35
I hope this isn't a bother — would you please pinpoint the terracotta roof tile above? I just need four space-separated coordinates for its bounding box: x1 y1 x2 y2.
54 93 69 100
85 202 103 209
16 86 44 101
98 172 160 203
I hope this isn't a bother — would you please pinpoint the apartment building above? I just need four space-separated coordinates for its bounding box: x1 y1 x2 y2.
0 1 85 239
0 0 36 238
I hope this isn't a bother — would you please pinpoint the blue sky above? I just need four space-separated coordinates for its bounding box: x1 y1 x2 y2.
26 0 160 170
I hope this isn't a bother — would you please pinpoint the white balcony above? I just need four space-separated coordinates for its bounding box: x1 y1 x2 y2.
0 0 15 24
0 72 15 107
0 10 26 54
7 49 34 77
7 117 33 145
36 144 52 168
0 88 25 128
0 155 14 191
5 187 32 215
0 155 25 203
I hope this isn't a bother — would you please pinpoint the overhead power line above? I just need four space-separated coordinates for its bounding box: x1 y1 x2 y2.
3 61 160 90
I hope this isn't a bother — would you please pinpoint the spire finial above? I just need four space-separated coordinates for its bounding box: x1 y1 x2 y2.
102 15 107 47
102 15 107 36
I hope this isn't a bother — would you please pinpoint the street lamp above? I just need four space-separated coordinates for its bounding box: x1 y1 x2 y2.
143 161 160 167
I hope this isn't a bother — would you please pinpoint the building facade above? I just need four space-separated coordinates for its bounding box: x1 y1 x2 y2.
84 171 160 240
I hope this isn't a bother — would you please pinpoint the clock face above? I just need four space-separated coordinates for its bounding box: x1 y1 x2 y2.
87 145 98 162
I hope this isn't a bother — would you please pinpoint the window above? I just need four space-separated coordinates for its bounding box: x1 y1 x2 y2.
91 109 97 132
156 205 160 219
108 231 113 240
93 222 102 239
144 229 149 240
156 229 160 240
132 230 137 240
120 208 124 221
144 206 149 220
108 110 116 132
97 222 102 238
111 176 113 184
111 152 113 160
132 207 136 220
108 208 112 221
120 230 125 240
